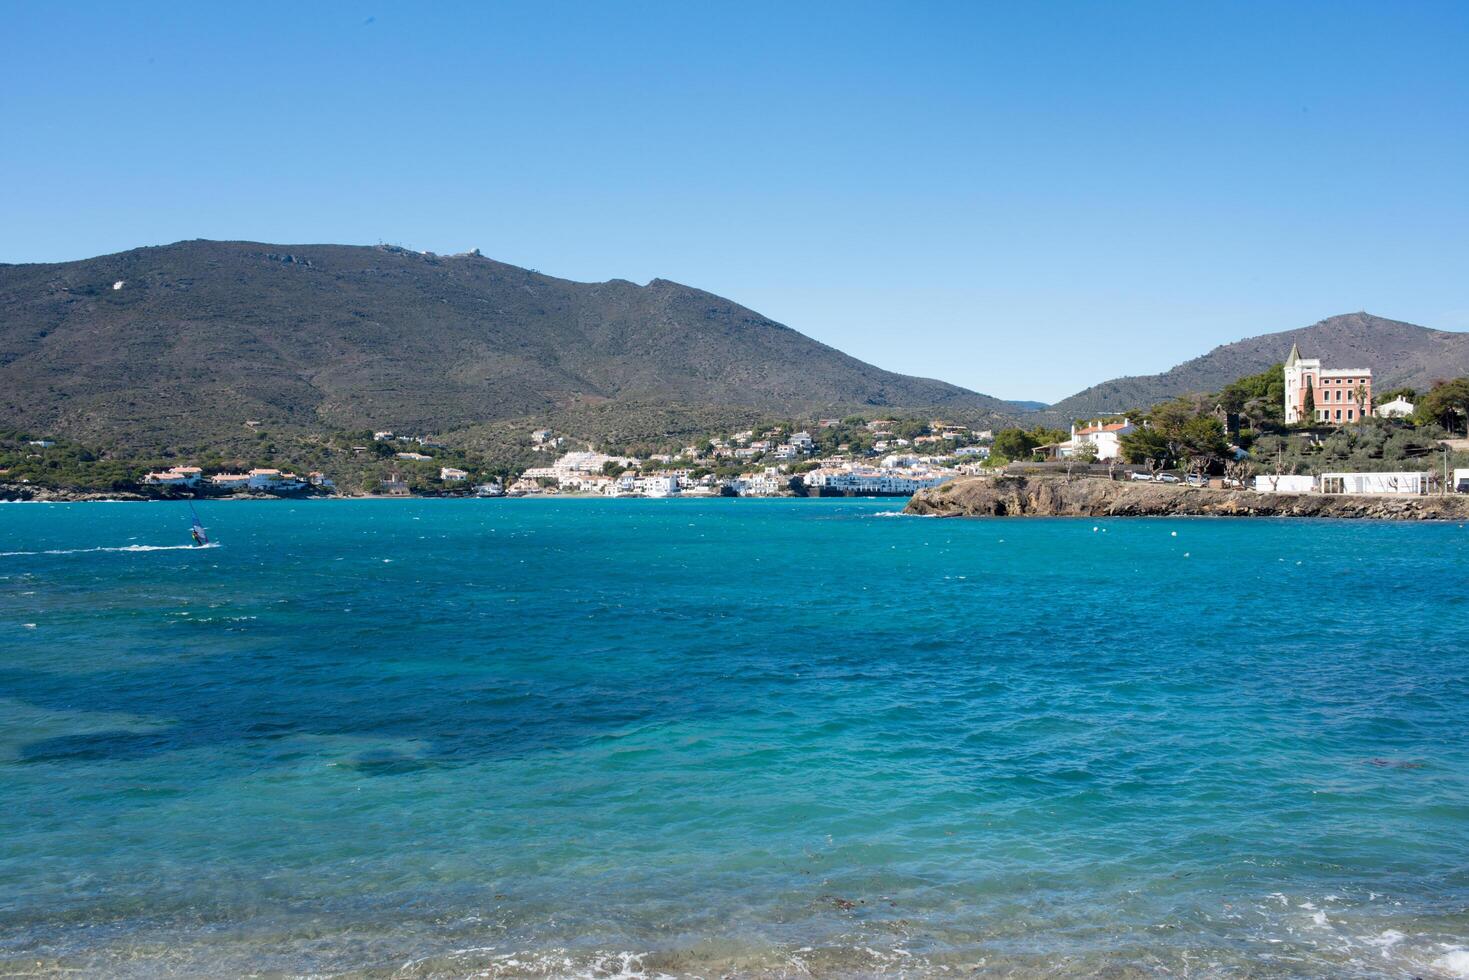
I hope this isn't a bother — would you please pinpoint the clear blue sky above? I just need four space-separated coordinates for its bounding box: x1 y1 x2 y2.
2 1 1466 401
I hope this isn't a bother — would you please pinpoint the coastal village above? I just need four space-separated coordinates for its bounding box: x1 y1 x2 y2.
5 346 1469 502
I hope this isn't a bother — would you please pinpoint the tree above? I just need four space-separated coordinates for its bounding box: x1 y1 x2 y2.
1302 379 1316 423
1178 415 1229 458
1072 442 1099 464
990 428 1038 463
1218 363 1286 424
1224 458 1254 489
1120 426 1172 465
1416 379 1469 435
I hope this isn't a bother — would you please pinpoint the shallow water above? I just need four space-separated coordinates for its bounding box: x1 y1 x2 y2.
2 498 1468 977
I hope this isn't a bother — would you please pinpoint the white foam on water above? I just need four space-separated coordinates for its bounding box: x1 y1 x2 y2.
1436 948 1469 977
0 542 219 557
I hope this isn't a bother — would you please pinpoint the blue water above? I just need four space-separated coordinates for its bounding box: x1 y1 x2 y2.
2 499 1468 978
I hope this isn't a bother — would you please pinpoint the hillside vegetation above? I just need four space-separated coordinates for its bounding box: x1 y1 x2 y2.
0 240 1015 453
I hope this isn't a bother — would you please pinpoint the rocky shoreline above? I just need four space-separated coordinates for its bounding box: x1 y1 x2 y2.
905 475 1469 520
0 483 336 503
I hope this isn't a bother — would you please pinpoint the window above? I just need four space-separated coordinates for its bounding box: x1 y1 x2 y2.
1347 410 1354 420
1335 409 1342 420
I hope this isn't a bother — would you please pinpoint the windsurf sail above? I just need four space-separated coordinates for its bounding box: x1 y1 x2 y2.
188 503 210 547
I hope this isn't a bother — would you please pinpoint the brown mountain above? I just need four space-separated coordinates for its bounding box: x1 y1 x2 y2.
0 240 1013 450
1047 313 1469 417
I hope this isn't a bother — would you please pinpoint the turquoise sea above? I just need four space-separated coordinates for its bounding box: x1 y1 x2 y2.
2 498 1468 978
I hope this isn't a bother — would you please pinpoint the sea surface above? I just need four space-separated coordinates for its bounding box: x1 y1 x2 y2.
2 498 1468 978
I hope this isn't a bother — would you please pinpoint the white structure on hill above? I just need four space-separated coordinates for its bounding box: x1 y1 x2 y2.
1374 397 1415 419
143 466 203 487
1058 418 1134 461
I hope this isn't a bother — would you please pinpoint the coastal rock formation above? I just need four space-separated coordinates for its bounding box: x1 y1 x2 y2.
0 483 148 502
905 475 1469 520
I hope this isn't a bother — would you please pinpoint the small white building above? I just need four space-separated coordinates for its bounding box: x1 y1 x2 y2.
28 440 55 448
210 472 251 490
1320 471 1428 495
248 468 306 492
396 452 432 461
1059 418 1134 461
732 469 787 497
636 474 680 497
1374 397 1415 419
1453 468 1469 493
143 466 203 487
1253 474 1317 493
439 467 468 482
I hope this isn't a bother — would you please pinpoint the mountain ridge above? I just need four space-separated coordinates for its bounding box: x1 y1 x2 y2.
1046 312 1469 418
0 240 1015 450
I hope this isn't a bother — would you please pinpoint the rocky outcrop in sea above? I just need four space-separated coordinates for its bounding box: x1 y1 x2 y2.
905 475 1469 520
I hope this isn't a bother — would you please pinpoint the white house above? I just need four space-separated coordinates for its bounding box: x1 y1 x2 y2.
1320 471 1428 495
551 451 637 480
209 472 251 490
732 469 787 496
789 431 814 451
636 474 680 497
1454 468 1469 493
248 468 306 492
1374 397 1415 419
143 466 203 487
439 467 468 482
1059 418 1134 461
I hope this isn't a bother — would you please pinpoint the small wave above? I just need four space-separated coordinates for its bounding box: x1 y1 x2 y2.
0 542 219 557
870 510 908 518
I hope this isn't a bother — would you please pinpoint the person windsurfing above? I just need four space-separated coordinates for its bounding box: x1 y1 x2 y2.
189 503 210 547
